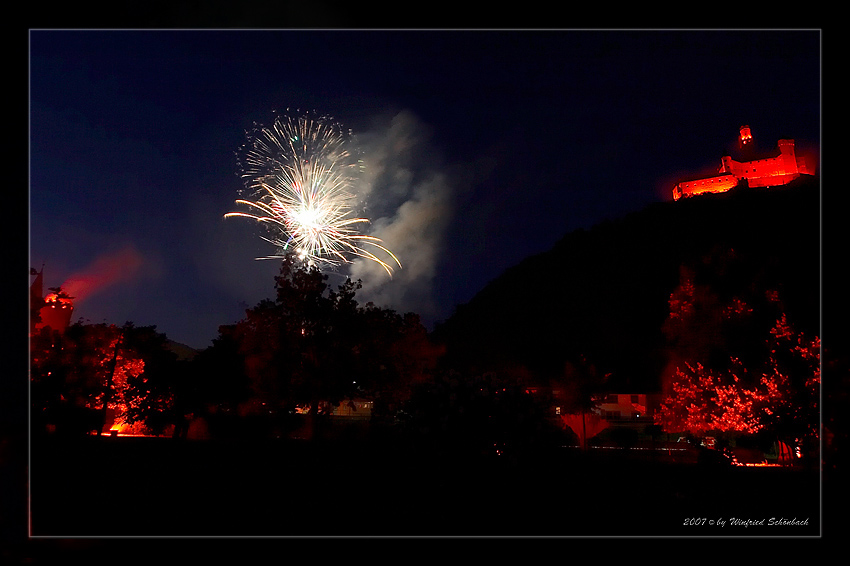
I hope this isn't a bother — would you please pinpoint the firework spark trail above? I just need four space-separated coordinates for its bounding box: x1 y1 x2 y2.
225 110 401 276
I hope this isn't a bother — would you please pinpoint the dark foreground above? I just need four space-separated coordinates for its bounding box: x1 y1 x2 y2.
25 435 823 538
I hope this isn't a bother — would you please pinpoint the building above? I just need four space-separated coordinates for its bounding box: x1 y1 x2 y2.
30 267 74 335
593 393 661 422
672 126 816 201
330 398 374 420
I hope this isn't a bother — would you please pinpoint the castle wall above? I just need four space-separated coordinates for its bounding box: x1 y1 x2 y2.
674 136 810 200
37 302 74 333
673 174 738 201
747 172 800 188
796 153 815 176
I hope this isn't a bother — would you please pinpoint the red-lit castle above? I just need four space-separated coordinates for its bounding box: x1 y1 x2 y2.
672 126 816 201
30 266 74 335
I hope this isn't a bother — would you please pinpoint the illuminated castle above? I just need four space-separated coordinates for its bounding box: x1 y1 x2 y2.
30 267 74 335
672 126 816 201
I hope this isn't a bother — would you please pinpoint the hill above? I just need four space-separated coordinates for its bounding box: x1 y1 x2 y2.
432 176 821 392
165 339 201 361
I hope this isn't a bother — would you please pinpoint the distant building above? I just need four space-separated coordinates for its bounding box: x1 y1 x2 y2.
331 398 374 420
673 126 816 201
593 393 662 422
30 267 74 335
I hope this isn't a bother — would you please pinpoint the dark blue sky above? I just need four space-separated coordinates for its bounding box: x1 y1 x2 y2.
29 30 821 350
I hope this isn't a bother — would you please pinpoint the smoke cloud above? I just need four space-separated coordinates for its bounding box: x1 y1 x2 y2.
61 243 145 304
346 110 455 323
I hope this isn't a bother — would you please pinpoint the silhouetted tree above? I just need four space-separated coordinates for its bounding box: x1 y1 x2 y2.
344 306 443 422
556 355 610 450
401 369 561 459
609 426 639 449
231 255 353 423
184 325 252 436
30 326 68 434
227 252 442 438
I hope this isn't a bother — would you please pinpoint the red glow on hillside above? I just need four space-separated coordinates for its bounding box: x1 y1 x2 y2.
60 244 144 303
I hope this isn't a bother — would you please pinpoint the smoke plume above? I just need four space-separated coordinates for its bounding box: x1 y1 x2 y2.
346 110 454 322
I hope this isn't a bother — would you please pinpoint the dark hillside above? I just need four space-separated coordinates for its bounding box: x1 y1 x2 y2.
432 176 820 392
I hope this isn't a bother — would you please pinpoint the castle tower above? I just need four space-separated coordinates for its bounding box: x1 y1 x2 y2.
38 292 74 334
777 139 800 182
30 267 43 308
30 267 44 333
31 267 74 334
739 125 753 149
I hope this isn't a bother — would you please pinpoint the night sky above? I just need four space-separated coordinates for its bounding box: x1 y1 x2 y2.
28 30 821 350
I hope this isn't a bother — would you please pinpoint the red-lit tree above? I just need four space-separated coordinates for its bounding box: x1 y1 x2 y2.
659 305 820 459
118 323 182 435
31 319 185 436
756 314 820 455
657 359 766 436
657 250 820 460
31 321 146 435
658 317 819 446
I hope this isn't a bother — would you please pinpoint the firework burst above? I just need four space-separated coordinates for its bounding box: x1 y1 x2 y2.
225 110 401 276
